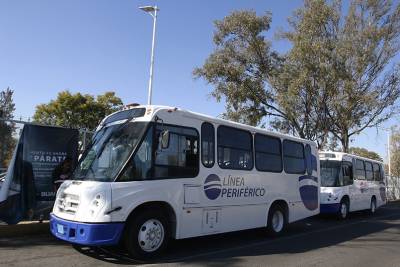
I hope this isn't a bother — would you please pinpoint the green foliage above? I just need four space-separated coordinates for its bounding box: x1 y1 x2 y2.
195 1 400 152
0 87 16 169
271 0 341 146
193 10 283 127
33 91 123 130
349 147 383 161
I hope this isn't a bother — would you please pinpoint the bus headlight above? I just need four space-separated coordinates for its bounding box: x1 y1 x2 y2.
89 193 105 217
56 181 69 199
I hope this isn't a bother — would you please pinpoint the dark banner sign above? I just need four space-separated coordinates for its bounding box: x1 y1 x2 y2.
0 124 79 224
22 125 79 202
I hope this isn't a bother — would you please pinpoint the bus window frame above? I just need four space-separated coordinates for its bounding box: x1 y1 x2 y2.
342 161 354 186
365 161 374 181
282 139 306 175
201 122 215 169
116 122 200 182
217 125 254 171
254 133 283 173
355 159 366 180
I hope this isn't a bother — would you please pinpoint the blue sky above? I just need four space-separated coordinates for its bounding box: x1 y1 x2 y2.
0 0 398 161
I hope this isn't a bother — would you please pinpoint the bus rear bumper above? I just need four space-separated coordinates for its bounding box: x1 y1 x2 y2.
50 213 124 246
320 203 340 214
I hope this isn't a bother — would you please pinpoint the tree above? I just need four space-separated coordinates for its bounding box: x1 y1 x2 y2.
0 87 16 169
33 91 123 130
193 11 283 127
390 127 400 178
349 147 383 161
324 0 400 151
195 1 400 152
271 0 342 147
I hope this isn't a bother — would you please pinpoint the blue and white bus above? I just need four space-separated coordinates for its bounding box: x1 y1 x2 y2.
319 151 387 219
50 105 320 259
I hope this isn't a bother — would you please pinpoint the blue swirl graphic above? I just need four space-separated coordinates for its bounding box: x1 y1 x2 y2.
204 174 222 200
299 175 319 211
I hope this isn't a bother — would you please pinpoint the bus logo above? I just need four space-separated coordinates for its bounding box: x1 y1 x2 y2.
204 174 222 200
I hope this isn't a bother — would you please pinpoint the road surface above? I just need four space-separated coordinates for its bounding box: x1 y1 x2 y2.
1 201 400 267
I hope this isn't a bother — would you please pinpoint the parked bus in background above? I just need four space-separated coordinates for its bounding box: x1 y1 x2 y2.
319 151 387 219
50 105 320 260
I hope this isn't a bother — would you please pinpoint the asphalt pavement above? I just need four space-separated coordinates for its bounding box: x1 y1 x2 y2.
1 201 400 267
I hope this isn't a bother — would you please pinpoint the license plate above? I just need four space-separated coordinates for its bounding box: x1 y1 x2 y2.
57 224 64 235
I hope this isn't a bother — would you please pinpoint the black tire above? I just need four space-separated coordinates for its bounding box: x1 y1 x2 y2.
267 204 287 236
124 210 170 260
337 199 349 220
369 197 377 215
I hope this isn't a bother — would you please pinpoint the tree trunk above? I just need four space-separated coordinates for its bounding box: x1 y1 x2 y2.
340 134 349 153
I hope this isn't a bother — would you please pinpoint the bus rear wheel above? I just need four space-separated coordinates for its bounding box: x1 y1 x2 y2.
124 210 170 260
267 205 287 236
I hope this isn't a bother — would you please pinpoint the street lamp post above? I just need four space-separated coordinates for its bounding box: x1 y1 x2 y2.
139 5 159 106
380 126 392 178
388 129 391 178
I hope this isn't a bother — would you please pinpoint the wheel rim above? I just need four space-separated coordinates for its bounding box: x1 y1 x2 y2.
272 210 284 232
137 219 165 252
371 201 376 213
341 203 347 218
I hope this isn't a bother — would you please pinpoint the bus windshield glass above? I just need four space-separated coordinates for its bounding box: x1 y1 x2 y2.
74 122 148 182
320 160 341 187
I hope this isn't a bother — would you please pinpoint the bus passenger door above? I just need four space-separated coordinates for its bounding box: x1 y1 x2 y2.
342 162 357 211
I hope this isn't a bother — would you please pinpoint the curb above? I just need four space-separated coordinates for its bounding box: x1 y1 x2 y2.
0 221 50 238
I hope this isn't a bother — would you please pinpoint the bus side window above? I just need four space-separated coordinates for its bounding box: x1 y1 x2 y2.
201 122 215 168
119 126 153 181
355 159 366 180
373 163 382 181
217 126 253 170
154 125 199 178
254 133 282 173
365 162 374 181
305 144 312 175
342 163 353 185
283 140 306 174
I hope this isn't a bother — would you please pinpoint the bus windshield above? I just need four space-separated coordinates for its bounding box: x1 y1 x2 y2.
74 122 148 182
320 160 341 187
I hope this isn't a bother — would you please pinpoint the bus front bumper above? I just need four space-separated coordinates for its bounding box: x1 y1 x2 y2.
320 203 341 214
50 213 124 246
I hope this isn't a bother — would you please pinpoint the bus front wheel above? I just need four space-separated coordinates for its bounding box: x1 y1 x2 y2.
124 210 170 260
338 200 349 220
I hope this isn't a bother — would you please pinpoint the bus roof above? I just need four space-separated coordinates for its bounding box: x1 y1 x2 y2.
100 105 317 147
319 151 383 164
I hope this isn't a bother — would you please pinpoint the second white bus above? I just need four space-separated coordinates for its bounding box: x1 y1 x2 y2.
319 151 387 219
50 105 320 259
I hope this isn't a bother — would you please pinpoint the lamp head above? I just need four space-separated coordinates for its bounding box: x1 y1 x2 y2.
139 5 159 13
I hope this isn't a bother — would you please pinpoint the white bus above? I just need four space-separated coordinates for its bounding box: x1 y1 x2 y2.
50 105 320 259
319 151 387 219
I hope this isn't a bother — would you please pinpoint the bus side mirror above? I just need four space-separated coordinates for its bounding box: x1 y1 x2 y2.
160 130 170 149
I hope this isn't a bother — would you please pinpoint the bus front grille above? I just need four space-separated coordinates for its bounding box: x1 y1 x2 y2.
57 193 80 215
